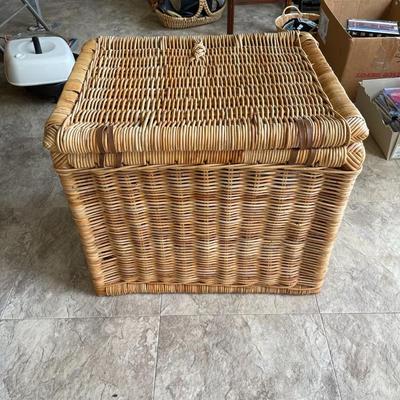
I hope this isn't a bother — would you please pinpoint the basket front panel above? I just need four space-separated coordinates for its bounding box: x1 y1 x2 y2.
58 165 357 295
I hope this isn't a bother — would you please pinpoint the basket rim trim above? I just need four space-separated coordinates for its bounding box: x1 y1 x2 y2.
55 162 362 175
43 32 368 166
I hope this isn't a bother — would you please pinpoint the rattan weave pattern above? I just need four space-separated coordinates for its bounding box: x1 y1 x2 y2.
58 164 357 295
44 32 368 295
45 32 368 170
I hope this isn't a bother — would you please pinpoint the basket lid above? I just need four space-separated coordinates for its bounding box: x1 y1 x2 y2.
44 32 368 170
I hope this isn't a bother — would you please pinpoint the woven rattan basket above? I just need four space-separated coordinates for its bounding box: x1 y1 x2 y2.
275 5 319 33
149 0 226 29
44 32 368 296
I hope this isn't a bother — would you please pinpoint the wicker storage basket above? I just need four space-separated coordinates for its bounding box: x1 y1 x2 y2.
149 0 226 29
44 32 368 296
275 5 319 33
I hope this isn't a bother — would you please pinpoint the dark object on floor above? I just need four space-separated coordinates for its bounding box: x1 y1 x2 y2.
25 82 65 101
149 0 226 28
293 0 320 13
347 19 400 37
227 0 291 34
282 16 318 32
275 5 319 34
158 0 225 16
159 0 198 17
67 38 79 53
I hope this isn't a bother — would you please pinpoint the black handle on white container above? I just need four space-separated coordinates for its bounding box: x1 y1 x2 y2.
32 36 42 54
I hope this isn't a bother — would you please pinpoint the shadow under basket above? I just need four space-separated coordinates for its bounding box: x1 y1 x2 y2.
150 0 226 28
44 32 368 296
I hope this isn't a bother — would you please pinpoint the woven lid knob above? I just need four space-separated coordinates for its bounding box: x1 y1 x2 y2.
191 40 206 63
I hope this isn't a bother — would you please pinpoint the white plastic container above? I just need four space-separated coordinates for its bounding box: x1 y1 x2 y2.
4 36 75 86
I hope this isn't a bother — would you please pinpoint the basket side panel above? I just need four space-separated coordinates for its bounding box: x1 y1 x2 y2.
57 165 358 295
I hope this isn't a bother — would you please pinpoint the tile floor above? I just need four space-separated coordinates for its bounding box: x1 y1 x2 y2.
1 1 400 399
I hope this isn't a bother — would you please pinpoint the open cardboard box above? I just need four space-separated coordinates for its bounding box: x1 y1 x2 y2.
356 78 400 160
318 0 400 100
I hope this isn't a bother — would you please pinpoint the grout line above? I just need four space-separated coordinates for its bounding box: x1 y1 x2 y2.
146 311 400 317
158 312 319 317
1 311 399 322
151 296 162 400
315 293 321 314
0 312 319 321
316 300 343 400
319 311 400 315
0 314 161 321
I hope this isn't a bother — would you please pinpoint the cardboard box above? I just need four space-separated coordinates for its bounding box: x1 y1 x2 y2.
318 0 400 100
356 78 400 160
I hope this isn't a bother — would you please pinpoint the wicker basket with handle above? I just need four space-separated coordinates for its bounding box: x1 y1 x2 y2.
149 0 226 29
275 5 319 33
44 32 368 296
